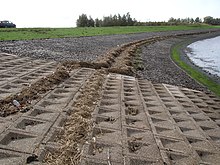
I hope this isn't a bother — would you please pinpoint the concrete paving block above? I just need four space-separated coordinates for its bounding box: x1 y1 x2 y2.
93 114 121 131
147 108 171 120
195 150 220 164
93 107 120 118
0 119 13 134
99 99 120 112
90 126 122 145
36 99 66 111
150 116 175 129
80 157 122 165
24 106 60 122
163 150 200 165
0 129 38 153
0 149 30 165
123 106 146 119
41 127 64 146
122 126 155 144
1 84 20 93
82 142 123 163
0 113 22 123
154 125 183 140
124 155 164 165
179 126 205 139
122 115 150 130
51 113 67 128
186 136 218 152
12 117 53 136
0 89 11 98
124 141 161 160
156 135 192 155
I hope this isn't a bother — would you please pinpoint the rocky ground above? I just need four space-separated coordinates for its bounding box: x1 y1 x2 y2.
137 36 207 91
136 31 220 92
0 29 219 62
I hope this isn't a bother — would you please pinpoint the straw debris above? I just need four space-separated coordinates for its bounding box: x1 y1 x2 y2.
45 69 106 165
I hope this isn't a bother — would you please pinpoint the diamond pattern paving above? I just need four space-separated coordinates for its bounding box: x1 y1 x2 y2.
81 74 220 165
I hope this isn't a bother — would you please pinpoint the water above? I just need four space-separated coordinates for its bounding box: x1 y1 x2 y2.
186 36 220 77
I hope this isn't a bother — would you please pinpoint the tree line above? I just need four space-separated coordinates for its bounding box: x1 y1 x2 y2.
76 13 220 27
168 16 220 25
168 17 202 24
203 16 220 25
76 13 137 27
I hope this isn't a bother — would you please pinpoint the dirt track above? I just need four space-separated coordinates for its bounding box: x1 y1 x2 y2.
0 29 220 164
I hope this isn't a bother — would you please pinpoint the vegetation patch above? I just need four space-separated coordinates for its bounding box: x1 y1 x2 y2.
133 48 145 71
0 25 219 41
171 43 220 96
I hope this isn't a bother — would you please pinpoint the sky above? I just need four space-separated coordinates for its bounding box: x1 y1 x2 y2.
0 0 220 28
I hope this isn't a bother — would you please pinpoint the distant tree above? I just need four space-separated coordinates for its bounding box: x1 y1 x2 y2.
195 17 201 23
126 12 134 26
87 16 95 27
190 18 194 24
121 14 127 26
203 16 220 25
112 15 118 26
168 17 175 22
204 16 214 24
118 14 122 25
76 14 89 27
95 18 102 27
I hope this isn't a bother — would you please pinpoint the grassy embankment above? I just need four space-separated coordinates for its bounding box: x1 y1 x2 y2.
0 24 220 41
171 43 220 96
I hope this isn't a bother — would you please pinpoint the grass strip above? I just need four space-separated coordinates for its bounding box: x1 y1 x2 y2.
171 43 220 96
0 25 219 41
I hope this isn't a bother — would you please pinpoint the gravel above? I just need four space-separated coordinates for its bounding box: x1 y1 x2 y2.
137 31 220 92
0 29 219 62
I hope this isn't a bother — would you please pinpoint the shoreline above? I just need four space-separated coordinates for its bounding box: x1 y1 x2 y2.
179 31 220 84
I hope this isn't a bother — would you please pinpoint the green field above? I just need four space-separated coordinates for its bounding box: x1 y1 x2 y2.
0 25 220 41
171 43 220 96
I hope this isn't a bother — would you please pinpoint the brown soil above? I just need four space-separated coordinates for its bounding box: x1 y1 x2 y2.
0 65 70 117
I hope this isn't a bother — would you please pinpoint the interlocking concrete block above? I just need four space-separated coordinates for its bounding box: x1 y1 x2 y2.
0 149 30 165
80 157 122 165
124 155 164 165
90 126 122 145
93 114 121 130
0 129 38 153
23 106 60 122
122 115 150 130
11 117 53 136
82 142 123 163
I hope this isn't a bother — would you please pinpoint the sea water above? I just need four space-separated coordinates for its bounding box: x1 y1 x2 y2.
186 36 220 77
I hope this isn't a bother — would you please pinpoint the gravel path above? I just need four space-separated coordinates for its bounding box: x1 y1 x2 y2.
0 29 219 62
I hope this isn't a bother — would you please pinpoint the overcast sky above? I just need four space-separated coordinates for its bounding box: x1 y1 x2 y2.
1 0 220 28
